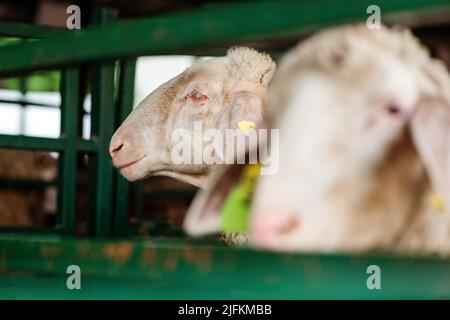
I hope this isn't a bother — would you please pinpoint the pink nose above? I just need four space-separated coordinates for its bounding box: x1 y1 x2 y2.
109 140 124 158
250 213 300 249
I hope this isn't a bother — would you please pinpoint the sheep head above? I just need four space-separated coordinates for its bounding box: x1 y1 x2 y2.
250 24 450 252
110 47 275 188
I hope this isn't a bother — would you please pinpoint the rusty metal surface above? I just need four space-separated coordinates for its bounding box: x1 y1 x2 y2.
1 235 450 299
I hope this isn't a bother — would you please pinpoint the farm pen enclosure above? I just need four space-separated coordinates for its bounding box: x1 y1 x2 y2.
0 0 450 299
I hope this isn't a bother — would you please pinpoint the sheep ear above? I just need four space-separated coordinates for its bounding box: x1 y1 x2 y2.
183 164 243 236
183 120 270 237
410 98 450 202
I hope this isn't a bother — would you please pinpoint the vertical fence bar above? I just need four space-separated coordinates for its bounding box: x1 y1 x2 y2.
58 68 79 234
88 8 118 237
113 58 136 237
77 67 89 138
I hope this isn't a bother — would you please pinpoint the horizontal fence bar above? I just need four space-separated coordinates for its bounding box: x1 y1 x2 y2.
1 235 450 299
0 98 59 108
0 21 65 38
0 134 98 152
0 0 449 76
0 178 57 189
76 138 98 152
0 227 61 234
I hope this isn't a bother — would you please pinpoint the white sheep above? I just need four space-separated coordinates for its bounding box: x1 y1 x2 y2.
184 24 450 255
110 47 275 188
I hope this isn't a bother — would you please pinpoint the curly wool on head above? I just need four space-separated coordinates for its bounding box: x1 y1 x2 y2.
226 47 276 85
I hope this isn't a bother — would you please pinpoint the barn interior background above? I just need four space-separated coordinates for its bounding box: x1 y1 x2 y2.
0 0 450 298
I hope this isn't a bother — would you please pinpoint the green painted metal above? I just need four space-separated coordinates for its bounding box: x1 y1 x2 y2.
88 8 118 237
0 21 64 38
0 178 57 188
0 227 61 234
0 235 450 299
0 134 97 152
58 68 79 234
113 58 136 237
0 0 449 76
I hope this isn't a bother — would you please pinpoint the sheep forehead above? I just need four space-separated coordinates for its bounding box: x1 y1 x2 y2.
137 63 222 118
138 51 267 119
185 59 225 85
269 24 450 119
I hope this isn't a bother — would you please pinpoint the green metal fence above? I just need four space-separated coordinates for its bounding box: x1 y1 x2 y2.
1 0 450 299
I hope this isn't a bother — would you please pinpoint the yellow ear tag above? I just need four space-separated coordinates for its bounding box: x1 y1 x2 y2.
431 192 445 212
237 120 256 135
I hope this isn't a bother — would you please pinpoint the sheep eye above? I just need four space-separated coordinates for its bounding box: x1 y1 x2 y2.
386 104 402 116
188 89 209 105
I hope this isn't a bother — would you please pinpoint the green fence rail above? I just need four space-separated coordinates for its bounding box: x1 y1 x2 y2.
1 235 450 299
0 134 97 151
0 0 449 76
0 21 65 38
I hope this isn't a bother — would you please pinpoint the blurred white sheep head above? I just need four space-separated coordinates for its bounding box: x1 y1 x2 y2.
250 24 450 252
110 47 275 187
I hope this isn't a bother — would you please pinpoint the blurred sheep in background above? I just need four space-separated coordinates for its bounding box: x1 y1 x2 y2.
0 148 57 226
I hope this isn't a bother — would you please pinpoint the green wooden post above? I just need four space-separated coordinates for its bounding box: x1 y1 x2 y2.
58 68 79 234
88 8 118 237
113 58 136 237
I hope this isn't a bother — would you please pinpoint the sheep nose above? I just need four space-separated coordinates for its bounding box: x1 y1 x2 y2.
249 213 300 249
109 140 124 158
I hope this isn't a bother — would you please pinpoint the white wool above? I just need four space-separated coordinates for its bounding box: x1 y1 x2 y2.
225 47 276 95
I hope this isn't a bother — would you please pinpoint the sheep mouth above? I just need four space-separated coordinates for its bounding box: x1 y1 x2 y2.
116 155 146 171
